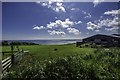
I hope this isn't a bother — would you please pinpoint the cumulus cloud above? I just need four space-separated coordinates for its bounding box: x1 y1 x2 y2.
97 16 119 30
97 19 112 27
46 18 82 29
93 0 104 7
33 18 82 36
67 28 81 35
75 21 82 24
37 0 66 12
103 9 120 32
33 25 45 30
87 15 119 32
87 22 99 30
47 19 74 29
104 9 120 15
48 30 65 35
105 27 119 32
47 19 82 35
53 2 66 12
104 17 120 32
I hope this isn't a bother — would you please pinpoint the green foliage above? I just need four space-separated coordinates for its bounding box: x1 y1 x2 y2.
2 41 9 46
1 41 39 46
2 55 98 80
2 45 120 79
9 41 39 45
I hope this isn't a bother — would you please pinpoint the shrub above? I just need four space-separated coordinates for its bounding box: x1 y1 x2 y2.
2 48 120 79
2 55 98 80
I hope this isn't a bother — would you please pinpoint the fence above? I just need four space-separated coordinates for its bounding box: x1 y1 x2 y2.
1 50 27 74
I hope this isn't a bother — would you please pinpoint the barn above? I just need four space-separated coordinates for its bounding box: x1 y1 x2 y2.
77 34 120 47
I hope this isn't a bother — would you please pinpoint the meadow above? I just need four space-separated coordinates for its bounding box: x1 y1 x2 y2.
2 44 94 60
1 44 120 79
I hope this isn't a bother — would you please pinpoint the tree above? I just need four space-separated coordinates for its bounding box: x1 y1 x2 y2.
2 41 9 46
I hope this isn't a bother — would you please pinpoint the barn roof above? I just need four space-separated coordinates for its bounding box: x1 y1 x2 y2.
83 34 120 40
112 34 120 37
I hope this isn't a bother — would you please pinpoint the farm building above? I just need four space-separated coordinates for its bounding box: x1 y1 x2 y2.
77 34 120 47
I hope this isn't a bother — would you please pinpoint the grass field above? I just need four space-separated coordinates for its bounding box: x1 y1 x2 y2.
1 44 120 79
2 44 95 60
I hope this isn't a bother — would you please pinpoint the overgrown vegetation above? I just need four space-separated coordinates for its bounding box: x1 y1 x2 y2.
2 44 120 79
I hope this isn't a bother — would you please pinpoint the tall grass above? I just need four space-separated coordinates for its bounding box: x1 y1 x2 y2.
2 46 120 79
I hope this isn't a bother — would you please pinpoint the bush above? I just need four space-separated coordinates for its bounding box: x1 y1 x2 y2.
2 55 98 80
43 56 98 80
2 48 120 79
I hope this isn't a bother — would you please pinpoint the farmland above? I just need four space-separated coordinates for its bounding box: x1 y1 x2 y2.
1 44 120 79
2 44 94 60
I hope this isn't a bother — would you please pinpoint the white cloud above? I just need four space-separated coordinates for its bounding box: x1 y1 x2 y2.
86 9 119 32
48 30 65 35
47 19 74 29
36 0 64 4
54 6 66 12
108 17 119 26
48 0 64 2
71 8 80 11
36 1 41 4
87 22 99 30
56 2 62 6
33 18 82 36
38 1 66 12
67 28 81 35
47 18 82 29
97 16 119 28
93 0 104 7
55 17 58 19
104 9 120 15
33 25 45 30
103 9 120 32
105 27 119 32
97 19 112 27
84 13 92 18
47 19 82 35
75 21 82 24
41 3 48 6
87 15 119 32
103 16 120 32
82 11 92 18
95 30 100 32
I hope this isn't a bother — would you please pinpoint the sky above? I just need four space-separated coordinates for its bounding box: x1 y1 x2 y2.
2 1 120 40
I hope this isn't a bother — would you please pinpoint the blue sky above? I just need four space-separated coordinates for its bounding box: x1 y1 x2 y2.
2 2 120 40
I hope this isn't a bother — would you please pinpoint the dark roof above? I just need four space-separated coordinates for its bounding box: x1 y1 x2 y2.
83 34 119 40
112 34 120 36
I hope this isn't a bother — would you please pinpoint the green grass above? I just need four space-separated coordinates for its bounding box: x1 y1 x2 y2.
2 44 95 60
1 44 120 79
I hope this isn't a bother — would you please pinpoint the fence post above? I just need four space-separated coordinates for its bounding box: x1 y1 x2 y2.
2 52 4 56
11 54 14 65
10 44 14 65
11 45 14 55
